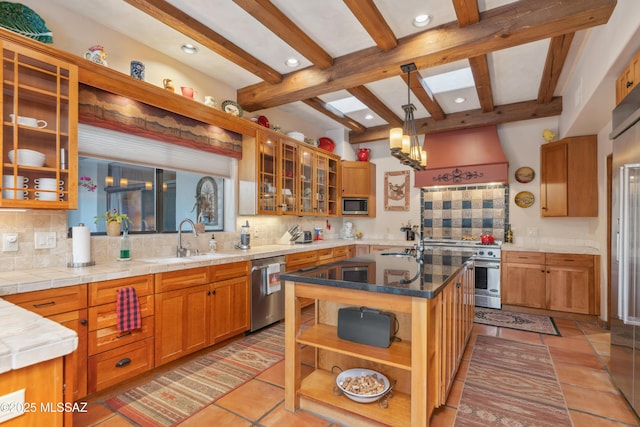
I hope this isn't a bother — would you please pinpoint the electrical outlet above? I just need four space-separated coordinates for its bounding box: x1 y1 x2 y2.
253 227 259 238
0 389 25 423
527 227 538 237
2 233 18 252
34 232 56 249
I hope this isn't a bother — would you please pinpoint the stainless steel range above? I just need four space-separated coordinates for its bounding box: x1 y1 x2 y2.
423 239 502 309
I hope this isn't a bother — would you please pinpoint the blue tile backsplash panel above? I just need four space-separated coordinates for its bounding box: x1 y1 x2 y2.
421 184 509 241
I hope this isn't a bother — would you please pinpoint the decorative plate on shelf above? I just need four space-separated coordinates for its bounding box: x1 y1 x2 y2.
256 115 269 128
221 100 243 117
515 166 535 183
514 191 535 208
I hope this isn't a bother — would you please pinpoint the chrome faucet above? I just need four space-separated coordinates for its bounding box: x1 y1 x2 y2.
177 218 198 257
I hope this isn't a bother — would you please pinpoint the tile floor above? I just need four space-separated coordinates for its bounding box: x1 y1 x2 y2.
74 310 640 427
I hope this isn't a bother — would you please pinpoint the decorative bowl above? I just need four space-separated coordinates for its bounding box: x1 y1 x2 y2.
8 149 46 167
336 368 390 403
286 131 304 141
318 137 335 152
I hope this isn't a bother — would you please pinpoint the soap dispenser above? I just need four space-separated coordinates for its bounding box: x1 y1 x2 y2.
209 234 217 252
119 227 131 260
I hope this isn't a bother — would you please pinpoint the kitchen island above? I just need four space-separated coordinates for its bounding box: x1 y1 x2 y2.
281 248 475 426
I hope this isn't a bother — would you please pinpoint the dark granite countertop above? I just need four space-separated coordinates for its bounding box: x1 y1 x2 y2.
280 247 475 298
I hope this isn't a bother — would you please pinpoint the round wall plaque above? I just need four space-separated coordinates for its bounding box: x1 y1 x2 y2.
515 166 535 183
515 191 535 208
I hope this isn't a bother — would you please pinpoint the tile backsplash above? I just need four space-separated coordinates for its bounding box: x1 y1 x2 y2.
421 184 509 241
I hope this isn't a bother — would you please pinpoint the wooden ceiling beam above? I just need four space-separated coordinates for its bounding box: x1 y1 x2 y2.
349 97 563 144
538 33 575 103
453 0 495 112
346 86 404 128
123 0 282 83
343 0 398 51
302 98 367 132
233 0 333 69
401 70 446 121
238 0 615 111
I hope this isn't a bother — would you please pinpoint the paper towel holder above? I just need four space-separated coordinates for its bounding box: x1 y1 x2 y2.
67 223 96 268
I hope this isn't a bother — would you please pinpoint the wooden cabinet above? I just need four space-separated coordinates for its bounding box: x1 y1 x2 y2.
87 275 155 393
154 267 209 366
253 130 340 216
0 40 78 209
501 251 599 315
341 161 376 217
4 285 88 409
616 50 640 105
540 135 597 217
208 261 250 343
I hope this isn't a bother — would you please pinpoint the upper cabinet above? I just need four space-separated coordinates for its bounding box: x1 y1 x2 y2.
341 161 376 217
251 130 339 217
540 135 597 217
0 40 78 209
616 50 640 105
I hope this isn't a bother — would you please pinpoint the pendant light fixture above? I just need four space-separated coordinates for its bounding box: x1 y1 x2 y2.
389 63 427 171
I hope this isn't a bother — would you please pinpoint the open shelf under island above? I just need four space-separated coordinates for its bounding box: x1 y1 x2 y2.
281 248 476 426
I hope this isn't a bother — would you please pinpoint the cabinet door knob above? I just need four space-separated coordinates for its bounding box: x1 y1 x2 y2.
212 289 216 295
115 358 131 368
80 319 88 325
207 291 211 296
627 80 634 88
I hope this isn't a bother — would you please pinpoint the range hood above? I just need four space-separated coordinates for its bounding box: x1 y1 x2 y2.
414 125 508 187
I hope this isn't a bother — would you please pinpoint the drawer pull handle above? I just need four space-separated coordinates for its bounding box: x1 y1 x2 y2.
115 358 131 368
117 332 132 339
33 301 56 308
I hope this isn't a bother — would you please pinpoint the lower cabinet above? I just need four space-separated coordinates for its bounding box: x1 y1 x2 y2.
502 251 599 314
4 284 88 421
87 275 155 393
209 275 250 343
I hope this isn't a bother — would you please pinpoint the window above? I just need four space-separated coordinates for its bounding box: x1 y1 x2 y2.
69 157 225 234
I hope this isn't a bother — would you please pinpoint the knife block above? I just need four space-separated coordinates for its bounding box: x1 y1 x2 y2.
277 230 296 245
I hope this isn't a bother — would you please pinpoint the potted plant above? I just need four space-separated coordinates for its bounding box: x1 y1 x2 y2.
95 208 131 236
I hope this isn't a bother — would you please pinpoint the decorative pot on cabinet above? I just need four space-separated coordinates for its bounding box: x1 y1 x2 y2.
357 148 370 161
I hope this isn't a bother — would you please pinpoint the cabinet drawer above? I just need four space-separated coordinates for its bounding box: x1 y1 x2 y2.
88 295 154 331
332 246 349 259
316 248 333 265
88 316 154 356
4 285 87 316
211 261 250 281
286 251 318 268
503 251 545 264
155 267 209 293
89 275 154 306
545 253 594 267
88 338 154 393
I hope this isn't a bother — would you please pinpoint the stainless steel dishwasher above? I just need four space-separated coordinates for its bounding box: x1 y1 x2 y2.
250 255 286 332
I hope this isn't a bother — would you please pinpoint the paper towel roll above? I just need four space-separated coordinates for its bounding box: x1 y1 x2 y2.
72 225 91 264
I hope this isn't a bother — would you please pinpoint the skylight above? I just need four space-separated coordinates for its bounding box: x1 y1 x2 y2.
326 97 368 114
423 67 474 93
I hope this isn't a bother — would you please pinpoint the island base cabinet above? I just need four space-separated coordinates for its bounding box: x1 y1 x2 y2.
0 357 64 427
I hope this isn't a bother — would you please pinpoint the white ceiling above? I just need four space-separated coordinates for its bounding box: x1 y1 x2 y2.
19 0 605 135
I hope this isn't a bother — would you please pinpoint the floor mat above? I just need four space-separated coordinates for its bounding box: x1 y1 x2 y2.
475 307 560 336
104 322 285 427
454 335 572 427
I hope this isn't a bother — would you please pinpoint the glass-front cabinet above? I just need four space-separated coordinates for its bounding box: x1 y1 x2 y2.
256 131 339 217
0 41 78 209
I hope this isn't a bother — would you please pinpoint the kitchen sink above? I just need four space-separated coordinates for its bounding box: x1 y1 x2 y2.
140 253 229 264
380 252 414 257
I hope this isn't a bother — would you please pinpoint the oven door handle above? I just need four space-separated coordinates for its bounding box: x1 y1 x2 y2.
474 262 500 269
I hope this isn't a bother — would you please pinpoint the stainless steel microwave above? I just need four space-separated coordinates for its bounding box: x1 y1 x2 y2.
342 198 368 215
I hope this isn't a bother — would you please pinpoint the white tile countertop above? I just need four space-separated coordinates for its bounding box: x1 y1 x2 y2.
501 242 600 255
0 299 78 374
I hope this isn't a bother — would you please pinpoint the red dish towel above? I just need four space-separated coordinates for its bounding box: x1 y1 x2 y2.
116 287 141 333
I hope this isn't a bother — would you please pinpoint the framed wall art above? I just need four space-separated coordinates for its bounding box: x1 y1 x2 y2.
384 170 410 211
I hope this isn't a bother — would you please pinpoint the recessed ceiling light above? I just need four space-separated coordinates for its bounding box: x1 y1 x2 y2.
181 44 198 54
413 14 432 28
364 114 374 120
285 58 300 68
454 97 466 104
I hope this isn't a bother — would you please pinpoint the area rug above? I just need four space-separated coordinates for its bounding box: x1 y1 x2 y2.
454 335 572 427
105 322 285 427
475 307 560 336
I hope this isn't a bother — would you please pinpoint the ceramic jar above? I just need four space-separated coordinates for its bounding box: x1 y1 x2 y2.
357 148 370 161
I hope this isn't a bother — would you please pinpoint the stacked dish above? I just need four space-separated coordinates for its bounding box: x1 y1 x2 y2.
286 131 305 141
8 149 45 167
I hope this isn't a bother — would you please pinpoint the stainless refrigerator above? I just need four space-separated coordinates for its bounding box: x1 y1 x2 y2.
611 83 640 415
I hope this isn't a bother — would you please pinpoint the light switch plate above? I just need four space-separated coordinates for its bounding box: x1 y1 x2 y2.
2 233 18 252
34 231 56 249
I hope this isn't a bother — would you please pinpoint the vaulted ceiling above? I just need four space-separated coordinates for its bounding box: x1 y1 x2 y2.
44 0 617 143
